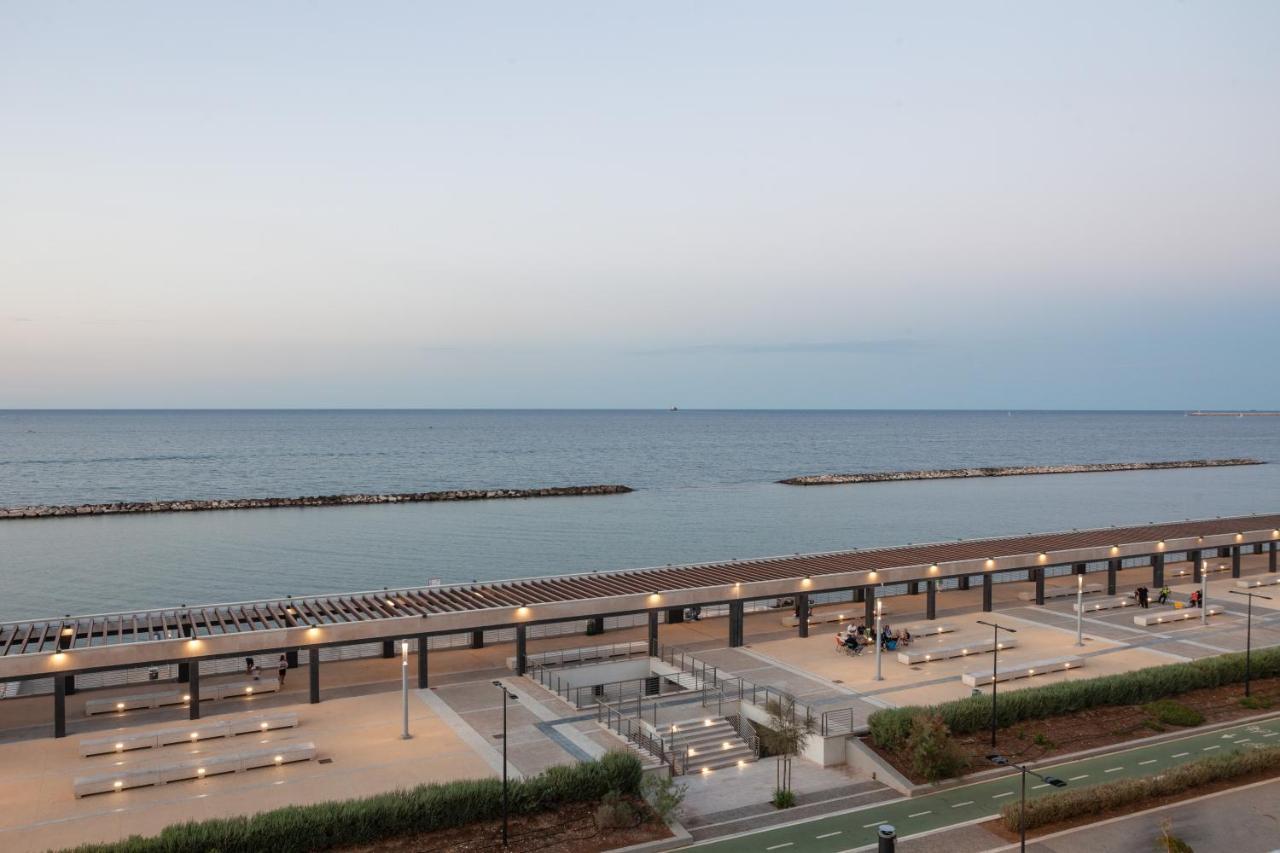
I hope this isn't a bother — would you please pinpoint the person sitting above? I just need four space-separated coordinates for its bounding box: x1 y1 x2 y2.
898 628 912 648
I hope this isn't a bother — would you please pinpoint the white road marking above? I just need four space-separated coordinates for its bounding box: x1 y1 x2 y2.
992 791 1014 798
1172 752 1190 758
1263 732 1278 737
908 810 932 818
1236 739 1252 744
766 844 793 850
816 831 841 839
951 800 974 808
1139 759 1158 765
862 820 887 828
1104 767 1123 773
1032 783 1050 789
1203 745 1220 751
1068 774 1089 781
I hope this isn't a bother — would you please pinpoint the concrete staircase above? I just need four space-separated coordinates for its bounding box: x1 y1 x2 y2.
661 717 756 773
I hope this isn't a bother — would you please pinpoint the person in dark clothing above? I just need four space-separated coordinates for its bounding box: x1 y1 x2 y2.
1137 586 1149 609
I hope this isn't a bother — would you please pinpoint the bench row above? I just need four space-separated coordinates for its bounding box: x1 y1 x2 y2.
1133 607 1223 627
962 656 1085 687
79 712 298 757
897 637 1017 665
85 679 280 716
1017 582 1103 602
74 741 316 797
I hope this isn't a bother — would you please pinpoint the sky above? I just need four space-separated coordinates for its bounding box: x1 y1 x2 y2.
2 2 1278 409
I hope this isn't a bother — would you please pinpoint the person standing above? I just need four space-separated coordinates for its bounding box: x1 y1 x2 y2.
1158 585 1170 605
277 654 288 686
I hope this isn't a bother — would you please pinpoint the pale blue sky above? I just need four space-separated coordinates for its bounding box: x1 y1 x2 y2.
2 2 1278 409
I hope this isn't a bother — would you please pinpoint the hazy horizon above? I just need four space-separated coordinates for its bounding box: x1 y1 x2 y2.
4 2 1278 409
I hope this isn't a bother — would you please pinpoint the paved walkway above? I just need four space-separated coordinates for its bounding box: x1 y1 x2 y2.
683 716 1280 852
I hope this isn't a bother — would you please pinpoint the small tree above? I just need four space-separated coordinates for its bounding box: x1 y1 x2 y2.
759 696 816 804
904 712 968 782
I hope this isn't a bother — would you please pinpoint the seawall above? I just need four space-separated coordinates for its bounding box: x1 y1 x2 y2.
0 484 634 520
779 459 1263 486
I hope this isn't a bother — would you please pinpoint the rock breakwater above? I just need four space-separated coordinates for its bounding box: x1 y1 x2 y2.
779 459 1263 486
0 484 634 520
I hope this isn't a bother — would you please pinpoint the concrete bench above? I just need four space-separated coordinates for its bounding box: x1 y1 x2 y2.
781 609 864 628
1073 597 1140 613
211 679 279 700
898 637 1016 665
74 741 316 797
1018 582 1103 602
1237 576 1280 590
79 712 297 757
1167 563 1230 580
85 690 189 716
1133 607 1222 627
902 623 957 638
962 656 1084 687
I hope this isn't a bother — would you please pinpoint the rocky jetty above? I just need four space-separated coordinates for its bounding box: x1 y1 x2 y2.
0 484 634 520
779 459 1263 486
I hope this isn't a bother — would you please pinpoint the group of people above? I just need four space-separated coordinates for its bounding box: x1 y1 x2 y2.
1133 584 1199 608
245 654 290 685
836 621 911 654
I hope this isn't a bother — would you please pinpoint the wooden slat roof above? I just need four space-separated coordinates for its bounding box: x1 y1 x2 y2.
2 512 1276 659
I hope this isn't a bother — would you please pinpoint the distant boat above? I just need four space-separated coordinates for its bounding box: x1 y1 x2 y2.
669 406 679 412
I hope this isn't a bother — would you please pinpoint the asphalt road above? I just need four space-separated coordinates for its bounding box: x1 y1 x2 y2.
683 716 1280 852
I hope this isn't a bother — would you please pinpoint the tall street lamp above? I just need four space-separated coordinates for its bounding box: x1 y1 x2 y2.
873 596 884 681
1228 589 1272 697
400 640 412 740
492 680 519 846
976 620 1017 748
988 753 1067 852
1074 573 1084 647
1200 560 1209 626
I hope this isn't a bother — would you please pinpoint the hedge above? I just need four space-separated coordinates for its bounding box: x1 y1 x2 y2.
62 751 643 853
1002 745 1280 832
869 648 1280 748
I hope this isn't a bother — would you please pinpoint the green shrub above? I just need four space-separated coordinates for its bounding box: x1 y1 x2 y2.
640 773 686 821
867 648 1280 744
1144 699 1204 727
1159 820 1195 853
594 790 636 829
1240 695 1273 710
905 713 969 782
1002 745 1280 832
772 788 797 808
62 752 644 853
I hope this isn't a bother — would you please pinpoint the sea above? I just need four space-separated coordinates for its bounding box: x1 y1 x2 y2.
2 410 1278 622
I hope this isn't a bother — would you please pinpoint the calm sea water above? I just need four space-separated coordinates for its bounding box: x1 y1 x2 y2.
2 410 1278 621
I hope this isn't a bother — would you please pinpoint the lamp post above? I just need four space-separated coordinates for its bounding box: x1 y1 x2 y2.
1228 590 1272 697
1201 561 1209 626
399 640 412 740
492 681 519 846
873 596 884 681
976 620 1017 748
988 753 1067 852
1074 573 1084 647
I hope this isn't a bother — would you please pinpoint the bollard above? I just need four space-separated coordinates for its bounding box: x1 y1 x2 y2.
878 824 896 852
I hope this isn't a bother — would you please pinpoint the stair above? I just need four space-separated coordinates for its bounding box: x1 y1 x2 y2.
661 717 757 773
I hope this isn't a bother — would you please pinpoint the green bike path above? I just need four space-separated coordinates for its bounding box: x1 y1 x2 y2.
684 716 1280 852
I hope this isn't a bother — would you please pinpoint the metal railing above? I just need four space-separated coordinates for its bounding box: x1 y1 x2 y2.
662 644 859 738
725 712 761 758
523 640 650 670
528 660 704 709
596 699 671 768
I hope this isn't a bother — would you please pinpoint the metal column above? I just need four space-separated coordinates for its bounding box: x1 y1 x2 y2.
647 610 659 657
1107 558 1120 595
958 575 970 591
177 662 190 683
53 674 67 739
864 586 876 625
981 573 993 612
470 630 485 649
308 647 320 704
1152 553 1165 587
1034 569 1045 605
796 593 810 638
1232 546 1241 578
515 625 527 676
926 580 937 620
1190 549 1202 584
1270 541 1277 573
381 640 395 658
728 601 745 647
188 662 201 720
416 634 429 689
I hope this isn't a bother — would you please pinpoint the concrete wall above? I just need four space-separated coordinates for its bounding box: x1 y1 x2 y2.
552 658 653 689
